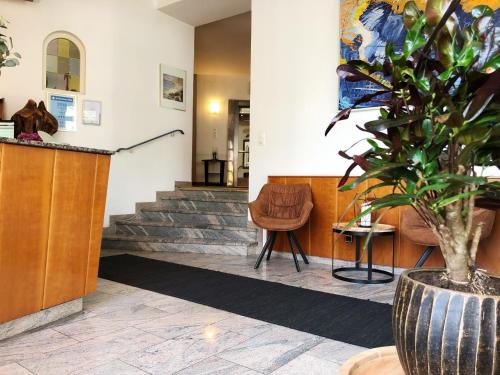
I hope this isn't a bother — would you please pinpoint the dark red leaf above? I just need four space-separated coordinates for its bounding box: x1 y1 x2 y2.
356 124 389 141
325 108 351 136
338 162 357 188
338 150 352 160
352 155 370 171
337 64 392 90
464 69 500 121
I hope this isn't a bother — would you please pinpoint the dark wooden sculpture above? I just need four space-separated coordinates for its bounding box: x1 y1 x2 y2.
11 99 42 138
37 101 58 135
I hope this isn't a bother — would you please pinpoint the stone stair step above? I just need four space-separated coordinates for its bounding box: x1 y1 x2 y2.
114 220 258 242
101 234 256 256
157 191 248 204
142 197 247 214
174 187 248 202
138 207 248 227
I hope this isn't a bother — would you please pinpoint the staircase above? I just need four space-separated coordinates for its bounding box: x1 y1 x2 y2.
102 186 258 256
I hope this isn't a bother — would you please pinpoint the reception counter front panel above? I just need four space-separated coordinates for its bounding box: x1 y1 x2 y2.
0 141 111 324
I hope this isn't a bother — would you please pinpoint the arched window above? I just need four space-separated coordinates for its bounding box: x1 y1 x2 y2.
43 32 85 93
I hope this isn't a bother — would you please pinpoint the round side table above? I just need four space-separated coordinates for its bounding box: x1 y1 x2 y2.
332 223 396 284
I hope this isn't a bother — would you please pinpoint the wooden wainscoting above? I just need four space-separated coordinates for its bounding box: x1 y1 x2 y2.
267 176 500 275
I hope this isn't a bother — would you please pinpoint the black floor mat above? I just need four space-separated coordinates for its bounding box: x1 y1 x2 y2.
99 254 394 348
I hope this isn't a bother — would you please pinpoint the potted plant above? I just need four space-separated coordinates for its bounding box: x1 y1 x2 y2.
0 16 21 75
326 0 498 374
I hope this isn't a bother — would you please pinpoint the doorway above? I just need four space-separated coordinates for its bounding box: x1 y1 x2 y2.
227 100 250 188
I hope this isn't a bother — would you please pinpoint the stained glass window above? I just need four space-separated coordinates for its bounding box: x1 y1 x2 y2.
45 37 81 92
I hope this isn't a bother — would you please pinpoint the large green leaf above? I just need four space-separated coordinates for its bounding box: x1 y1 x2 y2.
404 16 427 57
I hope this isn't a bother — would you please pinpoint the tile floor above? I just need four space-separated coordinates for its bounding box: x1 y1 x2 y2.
0 251 399 375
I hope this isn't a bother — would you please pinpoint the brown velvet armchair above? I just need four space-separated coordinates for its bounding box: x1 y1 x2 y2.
249 183 313 272
401 207 496 267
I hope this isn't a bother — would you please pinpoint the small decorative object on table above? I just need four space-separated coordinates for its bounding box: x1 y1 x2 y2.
356 198 373 228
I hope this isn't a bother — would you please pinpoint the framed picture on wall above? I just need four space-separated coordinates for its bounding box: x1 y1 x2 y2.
160 64 186 111
47 92 77 131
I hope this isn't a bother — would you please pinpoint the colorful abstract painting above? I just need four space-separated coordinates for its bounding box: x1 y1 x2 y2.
339 0 500 109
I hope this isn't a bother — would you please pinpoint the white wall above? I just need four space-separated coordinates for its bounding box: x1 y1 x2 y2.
194 74 249 182
249 0 498 201
249 0 376 200
0 0 194 225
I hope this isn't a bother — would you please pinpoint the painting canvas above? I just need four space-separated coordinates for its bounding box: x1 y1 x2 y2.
339 0 500 109
160 64 186 111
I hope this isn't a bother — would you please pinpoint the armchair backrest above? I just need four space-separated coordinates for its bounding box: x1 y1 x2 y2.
258 183 312 219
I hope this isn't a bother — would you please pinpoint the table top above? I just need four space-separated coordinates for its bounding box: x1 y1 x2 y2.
202 159 226 162
332 223 396 234
339 346 404 375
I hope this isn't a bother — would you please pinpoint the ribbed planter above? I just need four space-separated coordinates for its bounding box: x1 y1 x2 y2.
393 269 499 375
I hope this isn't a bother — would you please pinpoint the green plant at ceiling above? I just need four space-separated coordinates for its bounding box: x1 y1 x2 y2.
0 16 21 75
325 0 499 285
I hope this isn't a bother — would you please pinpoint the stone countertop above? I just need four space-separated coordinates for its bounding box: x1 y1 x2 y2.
0 137 114 155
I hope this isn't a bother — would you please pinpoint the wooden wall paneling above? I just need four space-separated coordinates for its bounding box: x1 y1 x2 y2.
84 155 111 294
285 177 312 255
266 175 498 274
0 145 55 323
334 178 369 262
43 151 98 308
267 176 287 252
367 181 401 266
475 209 500 275
310 177 338 258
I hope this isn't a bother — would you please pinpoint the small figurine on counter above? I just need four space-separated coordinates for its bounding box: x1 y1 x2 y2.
37 101 58 135
11 99 43 140
10 99 59 141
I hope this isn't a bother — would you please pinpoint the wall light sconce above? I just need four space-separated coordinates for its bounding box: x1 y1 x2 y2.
209 100 221 114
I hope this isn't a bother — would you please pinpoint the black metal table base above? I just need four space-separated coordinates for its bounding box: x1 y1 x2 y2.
332 267 394 284
332 227 395 285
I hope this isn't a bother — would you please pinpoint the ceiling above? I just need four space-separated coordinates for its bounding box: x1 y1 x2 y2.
156 0 251 27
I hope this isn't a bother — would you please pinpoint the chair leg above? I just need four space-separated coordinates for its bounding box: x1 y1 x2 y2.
290 231 309 264
287 232 301 272
415 246 435 268
254 232 273 269
266 231 276 260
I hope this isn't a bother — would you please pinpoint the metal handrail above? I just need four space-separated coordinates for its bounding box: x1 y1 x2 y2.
115 129 184 153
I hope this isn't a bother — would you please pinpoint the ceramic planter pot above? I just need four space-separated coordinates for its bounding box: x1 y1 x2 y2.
393 269 499 375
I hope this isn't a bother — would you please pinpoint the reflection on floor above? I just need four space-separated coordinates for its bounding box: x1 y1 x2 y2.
0 251 399 375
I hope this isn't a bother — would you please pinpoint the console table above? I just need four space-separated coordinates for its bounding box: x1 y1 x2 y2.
332 223 396 284
203 159 226 186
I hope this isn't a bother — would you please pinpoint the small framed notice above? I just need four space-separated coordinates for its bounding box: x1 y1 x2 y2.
82 100 102 125
47 93 77 132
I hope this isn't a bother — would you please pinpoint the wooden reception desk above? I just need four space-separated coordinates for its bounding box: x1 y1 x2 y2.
0 138 112 324
268 176 500 275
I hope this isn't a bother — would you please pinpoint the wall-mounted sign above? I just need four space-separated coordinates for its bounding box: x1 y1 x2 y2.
82 100 102 125
47 93 77 131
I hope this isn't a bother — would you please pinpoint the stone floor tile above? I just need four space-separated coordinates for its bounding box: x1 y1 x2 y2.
122 327 249 375
218 326 323 374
